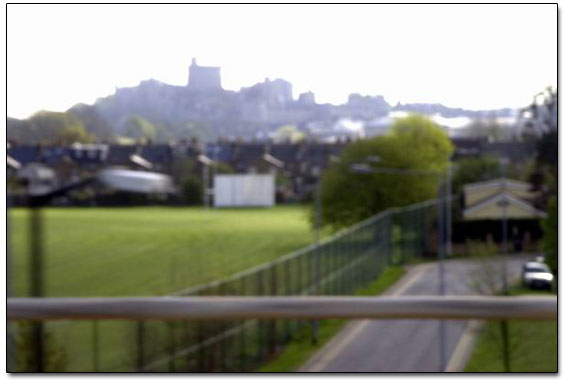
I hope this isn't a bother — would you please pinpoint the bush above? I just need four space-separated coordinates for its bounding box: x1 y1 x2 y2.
14 322 67 372
181 176 203 205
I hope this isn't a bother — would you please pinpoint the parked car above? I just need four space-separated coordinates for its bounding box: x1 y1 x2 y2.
521 261 554 290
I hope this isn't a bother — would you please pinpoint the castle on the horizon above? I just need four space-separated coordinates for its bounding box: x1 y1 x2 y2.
188 58 222 91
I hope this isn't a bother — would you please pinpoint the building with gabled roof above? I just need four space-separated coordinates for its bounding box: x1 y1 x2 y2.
463 178 536 209
463 192 547 221
457 177 546 253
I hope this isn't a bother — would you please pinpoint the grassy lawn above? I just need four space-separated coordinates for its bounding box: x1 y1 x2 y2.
9 206 316 297
257 266 405 372
10 205 332 371
464 286 557 373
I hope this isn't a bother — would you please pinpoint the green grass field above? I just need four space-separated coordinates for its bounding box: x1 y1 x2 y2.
9 206 316 297
11 205 327 371
464 286 557 373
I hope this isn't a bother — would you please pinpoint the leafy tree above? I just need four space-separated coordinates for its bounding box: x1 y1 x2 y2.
521 86 557 138
181 175 203 205
121 115 156 141
462 119 509 141
214 161 235 174
176 120 214 142
527 119 557 210
523 88 557 200
274 125 306 143
7 111 93 144
529 130 558 199
523 90 558 275
542 197 557 276
316 115 453 229
451 156 502 195
67 103 114 141
57 123 94 144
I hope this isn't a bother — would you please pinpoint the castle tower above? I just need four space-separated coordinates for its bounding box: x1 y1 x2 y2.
188 58 222 91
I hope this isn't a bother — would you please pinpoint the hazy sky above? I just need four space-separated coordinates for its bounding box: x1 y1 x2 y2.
7 4 557 119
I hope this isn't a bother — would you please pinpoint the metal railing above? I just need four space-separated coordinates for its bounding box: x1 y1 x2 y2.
8 296 557 321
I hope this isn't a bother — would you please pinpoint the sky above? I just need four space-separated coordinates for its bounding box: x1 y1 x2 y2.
7 4 557 119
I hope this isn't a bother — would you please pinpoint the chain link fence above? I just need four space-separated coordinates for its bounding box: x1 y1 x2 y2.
9 199 440 372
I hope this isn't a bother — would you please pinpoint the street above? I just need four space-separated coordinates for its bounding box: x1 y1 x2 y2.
300 255 534 372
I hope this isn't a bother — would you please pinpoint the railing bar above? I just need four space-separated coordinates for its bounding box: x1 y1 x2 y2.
8 296 557 321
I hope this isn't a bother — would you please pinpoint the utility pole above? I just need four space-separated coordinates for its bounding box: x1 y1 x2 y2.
446 162 452 257
312 165 322 345
500 158 511 372
437 173 447 372
501 159 509 292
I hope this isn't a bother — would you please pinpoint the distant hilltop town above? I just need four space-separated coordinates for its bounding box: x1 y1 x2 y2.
8 58 517 144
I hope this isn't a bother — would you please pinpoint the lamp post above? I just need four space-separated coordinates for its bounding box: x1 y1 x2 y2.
350 160 450 371
446 162 453 258
22 168 173 372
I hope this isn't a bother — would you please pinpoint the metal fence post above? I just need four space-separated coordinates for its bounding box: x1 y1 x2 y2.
137 321 145 372
168 322 176 372
269 264 277 355
257 270 265 362
283 260 291 342
197 321 205 372
239 277 247 372
182 320 191 371
219 283 227 372
92 321 100 372
30 206 45 372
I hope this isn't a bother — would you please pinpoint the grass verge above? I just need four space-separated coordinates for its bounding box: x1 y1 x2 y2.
257 265 405 372
464 286 557 373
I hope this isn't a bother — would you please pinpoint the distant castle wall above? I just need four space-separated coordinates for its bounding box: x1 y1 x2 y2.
188 58 222 91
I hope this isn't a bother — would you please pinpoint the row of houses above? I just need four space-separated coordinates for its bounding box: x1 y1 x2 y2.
7 141 347 201
7 138 537 202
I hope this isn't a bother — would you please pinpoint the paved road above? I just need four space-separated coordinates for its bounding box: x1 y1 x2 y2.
300 255 534 373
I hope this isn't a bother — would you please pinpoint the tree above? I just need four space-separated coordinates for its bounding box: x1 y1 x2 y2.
524 89 558 280
462 119 509 141
521 86 557 138
273 125 306 143
525 90 557 210
57 123 93 145
542 197 557 276
7 111 93 144
120 115 156 141
529 129 558 200
213 161 235 174
67 103 114 141
316 115 453 229
451 156 502 195
181 176 203 205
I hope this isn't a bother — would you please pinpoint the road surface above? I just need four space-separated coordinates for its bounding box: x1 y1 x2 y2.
300 255 534 373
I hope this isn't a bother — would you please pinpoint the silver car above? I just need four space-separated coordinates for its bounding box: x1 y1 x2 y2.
521 261 554 290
